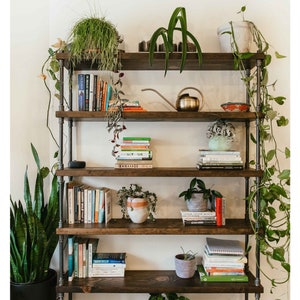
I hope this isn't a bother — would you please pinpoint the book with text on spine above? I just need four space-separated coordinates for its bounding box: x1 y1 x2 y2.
92 252 126 264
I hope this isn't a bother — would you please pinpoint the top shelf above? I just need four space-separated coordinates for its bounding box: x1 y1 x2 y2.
56 52 265 71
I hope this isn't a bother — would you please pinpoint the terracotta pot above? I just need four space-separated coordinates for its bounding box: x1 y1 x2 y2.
127 197 149 223
175 254 196 278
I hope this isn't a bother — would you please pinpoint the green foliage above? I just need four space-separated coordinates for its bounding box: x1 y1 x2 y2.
178 177 222 202
117 183 158 221
179 247 197 261
68 16 121 71
149 293 190 300
149 7 202 76
40 38 67 148
226 6 290 291
10 143 59 283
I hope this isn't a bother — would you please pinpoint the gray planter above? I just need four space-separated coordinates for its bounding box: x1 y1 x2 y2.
175 254 196 278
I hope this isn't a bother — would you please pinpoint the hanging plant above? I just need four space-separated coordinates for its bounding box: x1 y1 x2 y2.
224 6 290 292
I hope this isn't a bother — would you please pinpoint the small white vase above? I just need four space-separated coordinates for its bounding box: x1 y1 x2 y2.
186 193 207 212
127 197 149 223
217 21 252 53
208 136 232 151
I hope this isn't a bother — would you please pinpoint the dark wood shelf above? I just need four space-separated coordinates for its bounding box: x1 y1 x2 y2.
55 111 262 122
56 167 263 178
56 52 265 71
56 219 253 235
56 269 263 294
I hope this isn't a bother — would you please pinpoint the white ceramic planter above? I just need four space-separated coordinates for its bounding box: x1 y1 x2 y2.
217 21 252 53
208 136 232 151
186 193 207 212
126 197 149 223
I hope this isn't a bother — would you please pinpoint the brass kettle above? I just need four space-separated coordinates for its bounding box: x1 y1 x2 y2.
141 87 204 112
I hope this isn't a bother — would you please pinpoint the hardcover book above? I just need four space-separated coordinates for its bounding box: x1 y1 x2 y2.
92 252 126 264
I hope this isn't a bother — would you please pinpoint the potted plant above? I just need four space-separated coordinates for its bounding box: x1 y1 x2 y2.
206 120 236 151
117 183 157 223
223 6 290 292
68 15 122 71
10 143 59 300
148 7 202 76
149 293 190 300
174 247 198 279
178 177 222 212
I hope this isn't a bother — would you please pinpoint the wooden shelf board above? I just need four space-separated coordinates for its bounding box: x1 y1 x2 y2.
56 167 263 178
55 111 262 122
56 52 264 71
56 218 253 235
56 270 263 294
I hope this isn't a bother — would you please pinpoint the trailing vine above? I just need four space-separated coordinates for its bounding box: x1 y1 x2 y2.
224 6 290 292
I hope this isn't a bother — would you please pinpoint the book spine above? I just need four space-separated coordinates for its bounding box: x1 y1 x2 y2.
184 220 216 226
84 74 90 111
68 236 74 281
78 74 85 111
73 239 79 278
115 163 153 169
92 259 126 264
216 197 223 226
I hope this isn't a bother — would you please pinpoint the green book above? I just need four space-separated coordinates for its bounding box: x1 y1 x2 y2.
197 265 248 282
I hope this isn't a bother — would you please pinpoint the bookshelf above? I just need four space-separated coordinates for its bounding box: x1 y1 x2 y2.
55 52 264 299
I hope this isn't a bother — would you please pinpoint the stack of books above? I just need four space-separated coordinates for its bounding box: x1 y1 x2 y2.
198 237 248 282
181 210 217 226
122 100 147 112
197 150 243 170
115 137 153 168
92 252 126 277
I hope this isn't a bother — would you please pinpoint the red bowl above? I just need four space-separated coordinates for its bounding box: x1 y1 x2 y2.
221 102 250 112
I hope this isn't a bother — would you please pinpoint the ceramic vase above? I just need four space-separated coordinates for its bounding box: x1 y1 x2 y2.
186 193 207 212
208 136 232 151
217 21 252 53
127 197 149 223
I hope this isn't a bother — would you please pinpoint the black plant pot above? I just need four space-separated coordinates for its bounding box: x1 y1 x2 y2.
10 269 57 300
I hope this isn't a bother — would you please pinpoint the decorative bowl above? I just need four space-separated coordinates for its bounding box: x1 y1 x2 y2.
221 102 250 112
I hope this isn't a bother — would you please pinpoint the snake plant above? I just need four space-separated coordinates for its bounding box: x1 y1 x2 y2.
10 143 59 283
148 7 202 76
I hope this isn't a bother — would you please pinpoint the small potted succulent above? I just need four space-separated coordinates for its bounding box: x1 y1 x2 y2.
206 120 236 151
175 247 198 279
179 177 222 212
117 183 157 223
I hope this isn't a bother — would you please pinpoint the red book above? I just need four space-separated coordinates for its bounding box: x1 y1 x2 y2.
216 197 223 226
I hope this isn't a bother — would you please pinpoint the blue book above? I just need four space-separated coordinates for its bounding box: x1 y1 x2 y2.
68 235 75 281
77 74 85 111
92 252 126 264
84 74 90 111
105 83 112 111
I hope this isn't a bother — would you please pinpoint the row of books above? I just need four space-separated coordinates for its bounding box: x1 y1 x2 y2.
77 73 146 112
115 137 153 168
68 236 127 281
197 150 244 170
66 182 112 224
181 197 225 226
198 237 248 282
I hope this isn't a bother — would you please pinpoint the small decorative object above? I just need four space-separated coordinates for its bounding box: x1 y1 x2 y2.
117 183 157 223
221 102 250 112
179 177 222 212
206 120 236 151
175 247 197 278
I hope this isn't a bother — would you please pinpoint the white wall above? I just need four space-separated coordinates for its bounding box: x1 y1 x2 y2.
10 0 291 299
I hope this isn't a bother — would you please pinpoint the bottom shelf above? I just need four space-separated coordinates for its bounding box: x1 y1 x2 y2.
57 270 263 294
